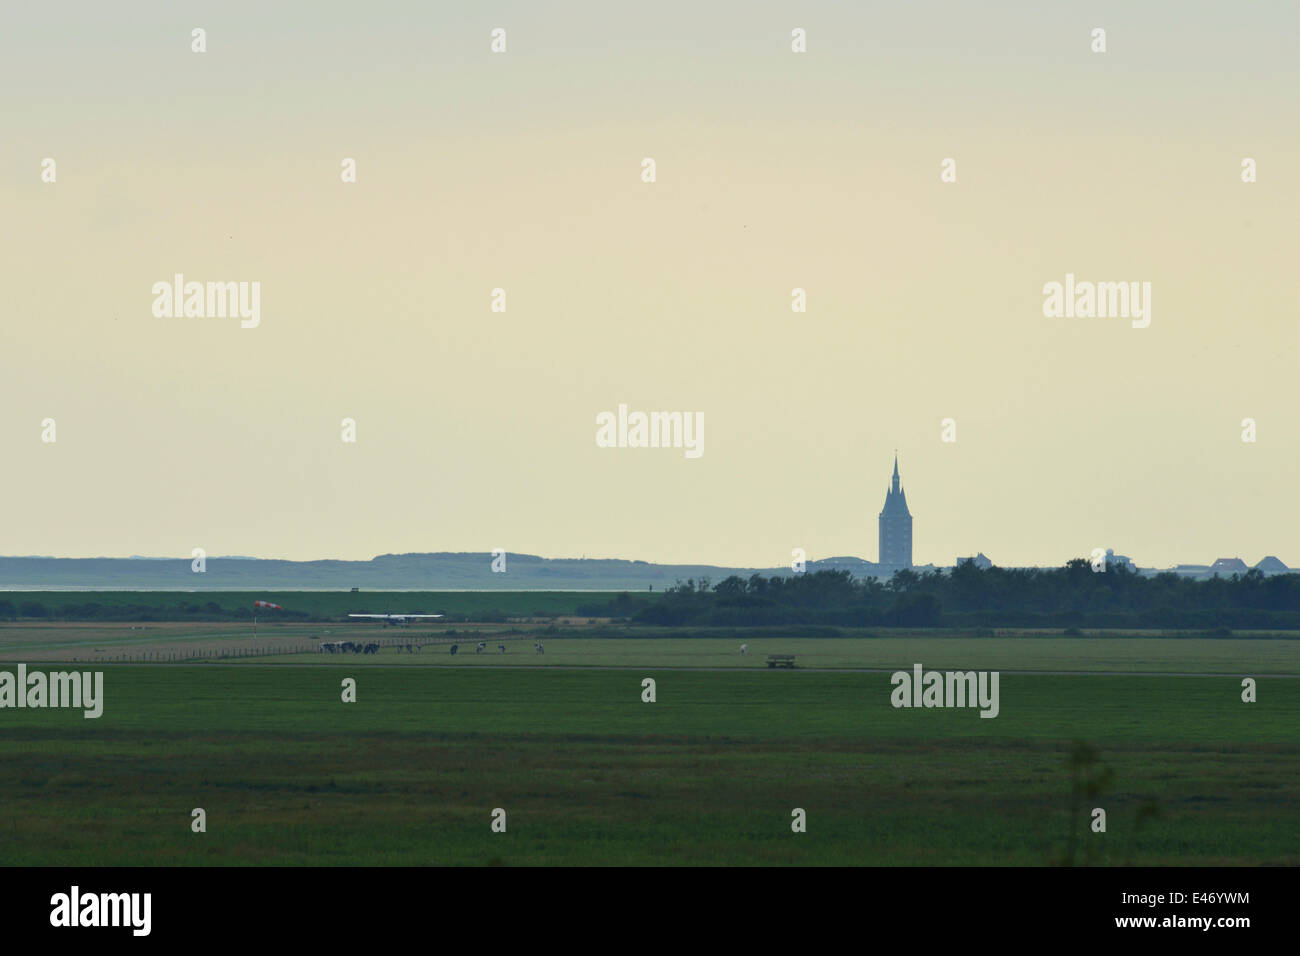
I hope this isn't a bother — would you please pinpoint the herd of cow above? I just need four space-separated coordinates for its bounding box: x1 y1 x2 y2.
448 642 508 655
318 640 546 655
319 641 380 655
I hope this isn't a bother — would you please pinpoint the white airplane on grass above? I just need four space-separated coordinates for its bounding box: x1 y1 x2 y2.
347 601 444 627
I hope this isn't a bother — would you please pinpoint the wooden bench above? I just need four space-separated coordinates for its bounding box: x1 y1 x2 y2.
766 654 796 669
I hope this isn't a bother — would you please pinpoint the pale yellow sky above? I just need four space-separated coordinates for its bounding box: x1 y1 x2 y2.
2 2 1297 568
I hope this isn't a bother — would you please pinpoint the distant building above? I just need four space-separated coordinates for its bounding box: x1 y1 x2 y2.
1208 557 1249 575
1254 556 1290 575
878 454 913 569
1104 548 1134 570
956 552 993 570
1157 557 1291 581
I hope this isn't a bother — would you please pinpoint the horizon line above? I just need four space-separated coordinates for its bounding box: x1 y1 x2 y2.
0 551 1290 572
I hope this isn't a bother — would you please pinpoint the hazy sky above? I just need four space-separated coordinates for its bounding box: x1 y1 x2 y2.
2 1 1297 569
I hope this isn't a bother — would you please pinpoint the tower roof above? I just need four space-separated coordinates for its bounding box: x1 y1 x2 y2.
880 487 911 517
880 455 911 518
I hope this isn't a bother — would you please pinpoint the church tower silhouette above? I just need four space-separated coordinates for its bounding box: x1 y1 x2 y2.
878 453 913 569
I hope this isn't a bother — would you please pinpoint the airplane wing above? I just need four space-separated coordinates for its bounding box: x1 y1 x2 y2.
348 613 444 619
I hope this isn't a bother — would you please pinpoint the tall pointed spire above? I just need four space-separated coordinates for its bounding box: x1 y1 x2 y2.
879 452 913 569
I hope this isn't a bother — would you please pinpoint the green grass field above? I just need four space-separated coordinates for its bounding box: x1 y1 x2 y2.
258 635 1300 674
0 663 1295 865
5 621 1299 674
0 591 609 621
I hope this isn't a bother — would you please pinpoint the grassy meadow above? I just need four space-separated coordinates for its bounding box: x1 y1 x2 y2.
0 590 607 620
0 664 1295 865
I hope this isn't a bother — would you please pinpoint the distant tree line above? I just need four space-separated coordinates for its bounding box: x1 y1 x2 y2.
613 563 1300 629
7 564 1300 629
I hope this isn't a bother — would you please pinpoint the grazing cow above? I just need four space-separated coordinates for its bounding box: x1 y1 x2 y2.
449 644 459 655
476 642 486 654
740 643 749 655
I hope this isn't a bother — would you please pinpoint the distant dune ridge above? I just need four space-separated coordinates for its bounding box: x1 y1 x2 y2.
0 552 891 591
0 552 1287 591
